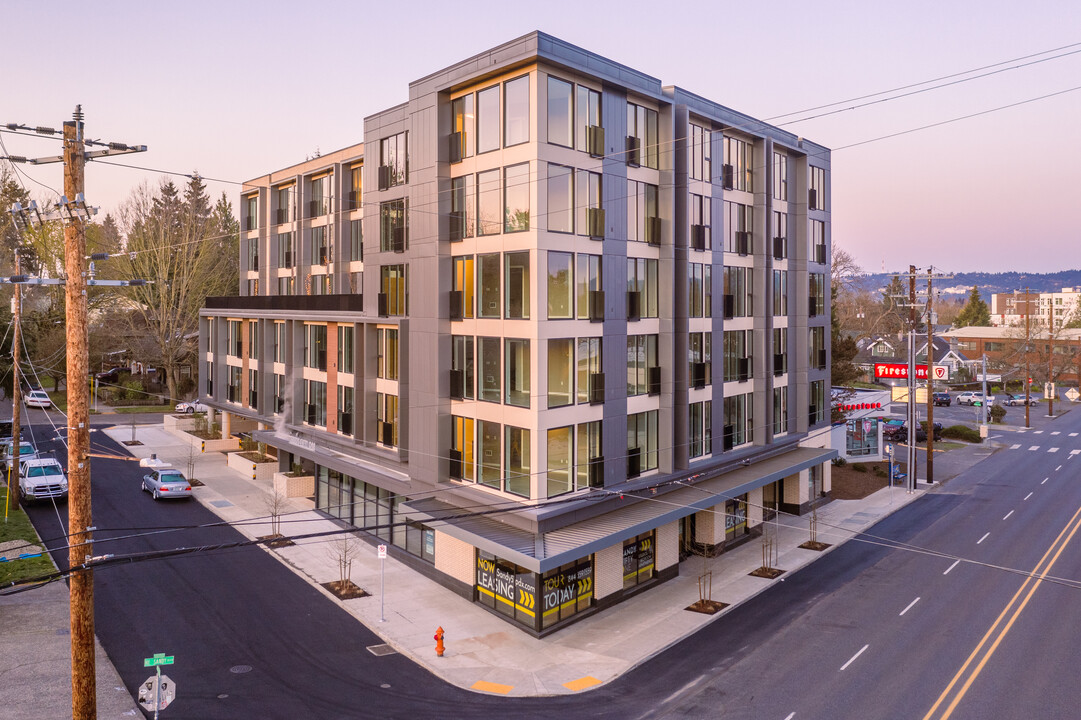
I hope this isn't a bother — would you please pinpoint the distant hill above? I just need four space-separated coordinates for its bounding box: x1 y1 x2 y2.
858 270 1081 301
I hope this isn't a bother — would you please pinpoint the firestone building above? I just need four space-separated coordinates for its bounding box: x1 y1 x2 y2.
199 31 835 635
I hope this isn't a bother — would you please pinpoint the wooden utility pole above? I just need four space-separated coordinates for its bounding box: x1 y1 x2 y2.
1048 335 1055 417
925 269 934 483
1025 288 1031 429
7 250 22 512
64 110 95 720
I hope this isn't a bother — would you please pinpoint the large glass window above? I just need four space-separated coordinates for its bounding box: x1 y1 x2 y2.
505 426 530 497
477 85 500 154
451 416 475 480
723 266 753 318
479 420 501 488
337 325 353 373
376 328 398 381
338 385 354 436
304 324 327 371
504 163 530 233
627 180 659 244
724 136 752 191
576 170 602 237
576 337 602 405
773 270 789 316
810 380 825 425
626 102 658 169
309 175 327 217
244 195 258 230
504 75 530 147
627 334 658 397
380 264 408 316
376 392 399 447
623 532 655 588
451 94 475 160
689 263 712 318
846 418 879 456
478 253 501 318
690 193 711 250
451 175 475 240
627 257 659 319
773 152 787 201
576 254 602 320
810 272 826 316
479 337 501 403
505 338 530 408
723 330 751 383
505 252 530 319
547 251 573 319
547 426 573 498
379 131 408 187
811 219 827 264
689 332 712 387
774 387 789 435
277 232 294 268
273 373 285 413
350 219 363 262
809 165 827 210
451 335 474 400
773 211 788 259
306 379 327 427
547 338 574 408
575 86 601 154
723 392 752 448
773 328 788 376
350 165 363 209
273 322 285 363
547 164 574 233
577 421 602 489
690 123 711 182
380 199 407 253
810 326 827 370
724 201 753 254
453 255 475 319
310 226 328 265
477 169 501 236
541 557 594 629
275 185 293 224
627 411 658 476
547 76 573 148
689 400 712 458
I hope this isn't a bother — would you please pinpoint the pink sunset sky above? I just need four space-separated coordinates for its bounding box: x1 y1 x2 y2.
3 0 1079 274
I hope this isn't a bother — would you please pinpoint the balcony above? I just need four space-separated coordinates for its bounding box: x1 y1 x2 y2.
722 164 734 190
275 207 291 225
308 199 328 218
773 236 787 260
587 207 605 239
627 291 642 321
647 366 661 395
588 456 604 487
627 447 641 479
691 224 707 251
449 369 465 400
586 125 604 158
774 353 787 376
735 231 751 256
588 290 605 322
449 449 463 479
589 372 605 405
449 132 464 164
645 216 661 246
449 290 464 321
348 190 361 211
625 136 641 167
449 210 465 242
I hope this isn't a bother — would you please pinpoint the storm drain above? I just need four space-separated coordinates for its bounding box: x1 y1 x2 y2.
366 644 397 657
229 665 253 674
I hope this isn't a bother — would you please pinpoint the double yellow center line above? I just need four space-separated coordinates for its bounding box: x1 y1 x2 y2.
923 503 1081 719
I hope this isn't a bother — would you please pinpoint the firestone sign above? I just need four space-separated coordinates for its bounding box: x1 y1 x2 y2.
874 363 949 381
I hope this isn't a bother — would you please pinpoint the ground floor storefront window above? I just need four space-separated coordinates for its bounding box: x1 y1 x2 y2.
540 559 593 629
623 532 655 589
315 465 434 563
475 552 595 632
725 496 748 540
846 418 879 457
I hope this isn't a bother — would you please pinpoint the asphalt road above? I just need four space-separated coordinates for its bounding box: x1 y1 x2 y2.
22 412 1081 719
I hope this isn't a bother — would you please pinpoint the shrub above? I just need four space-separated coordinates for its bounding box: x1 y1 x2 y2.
853 463 868 473
873 467 888 478
989 405 1006 424
832 457 848 467
942 424 982 443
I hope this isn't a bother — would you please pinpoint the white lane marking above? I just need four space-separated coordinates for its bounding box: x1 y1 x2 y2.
900 597 921 616
1051 431 1061 436
1056 465 1062 472
1042 478 1049 485
1070 433 1079 437
784 714 796 720
1024 492 1034 501
1049 448 1060 453
840 645 869 671
1010 444 1021 450
944 560 960 575
1071 450 1080 456
1029 446 1041 451
1003 510 1014 520
978 532 990 545
1034 430 1044 435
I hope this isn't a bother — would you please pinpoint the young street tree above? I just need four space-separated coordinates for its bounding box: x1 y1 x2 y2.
116 177 238 403
954 286 991 328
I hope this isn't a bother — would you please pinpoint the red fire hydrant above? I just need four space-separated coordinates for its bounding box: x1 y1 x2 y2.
434 627 445 657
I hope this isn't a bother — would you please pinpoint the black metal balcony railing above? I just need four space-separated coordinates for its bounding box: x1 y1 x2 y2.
276 207 290 225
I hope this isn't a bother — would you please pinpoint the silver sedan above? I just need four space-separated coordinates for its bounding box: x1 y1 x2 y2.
142 468 193 500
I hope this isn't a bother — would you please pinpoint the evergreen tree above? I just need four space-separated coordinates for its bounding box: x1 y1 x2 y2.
183 173 211 223
955 286 991 328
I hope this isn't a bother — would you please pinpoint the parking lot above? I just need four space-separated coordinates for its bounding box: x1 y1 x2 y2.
891 390 1060 429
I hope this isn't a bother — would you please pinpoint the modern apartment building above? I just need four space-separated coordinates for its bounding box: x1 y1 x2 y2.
199 31 834 635
991 288 1081 329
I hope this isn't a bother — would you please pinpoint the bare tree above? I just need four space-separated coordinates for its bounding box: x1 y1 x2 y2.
325 534 361 589
265 489 287 538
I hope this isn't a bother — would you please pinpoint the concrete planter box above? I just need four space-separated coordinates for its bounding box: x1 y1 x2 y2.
163 414 200 432
163 425 241 453
227 452 278 483
273 471 315 499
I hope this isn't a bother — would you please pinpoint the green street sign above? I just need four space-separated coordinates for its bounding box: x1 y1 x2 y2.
144 655 175 667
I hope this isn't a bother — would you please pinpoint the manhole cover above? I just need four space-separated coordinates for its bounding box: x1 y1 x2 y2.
366 644 397 657
229 665 252 674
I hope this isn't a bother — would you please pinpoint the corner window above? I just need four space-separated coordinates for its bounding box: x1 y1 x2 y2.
503 75 530 147
773 152 787 201
547 76 573 148
451 94 475 160
627 411 658 476
380 199 407 252
379 132 408 188
690 123 711 182
505 338 530 408
575 86 602 154
504 426 531 497
476 85 500 154
547 164 574 233
504 251 530 319
547 251 573 319
504 163 530 233
626 102 658 169
478 253 501 318
547 338 574 409
477 169 501 236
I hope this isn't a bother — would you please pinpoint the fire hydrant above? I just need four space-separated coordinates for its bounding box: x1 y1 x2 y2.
434 627 445 657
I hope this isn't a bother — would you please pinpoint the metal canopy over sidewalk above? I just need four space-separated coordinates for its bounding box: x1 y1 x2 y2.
403 446 836 572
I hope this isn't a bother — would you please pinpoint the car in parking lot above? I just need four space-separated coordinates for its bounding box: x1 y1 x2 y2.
956 391 995 406
24 390 52 409
141 467 193 500
1004 394 1034 406
174 400 210 414
885 421 942 444
18 457 68 504
932 392 951 406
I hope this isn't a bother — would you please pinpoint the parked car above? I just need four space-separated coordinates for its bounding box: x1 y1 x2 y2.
18 457 68 504
95 367 128 382
1004 394 1034 406
142 467 193 500
889 421 943 444
956 391 995 406
1 440 38 470
174 400 210 414
24 390 52 409
882 419 907 441
932 392 951 407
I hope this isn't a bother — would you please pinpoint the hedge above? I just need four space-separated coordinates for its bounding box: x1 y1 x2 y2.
942 425 982 443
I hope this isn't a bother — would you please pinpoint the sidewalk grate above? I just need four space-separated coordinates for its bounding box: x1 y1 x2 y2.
210 500 234 508
366 644 397 657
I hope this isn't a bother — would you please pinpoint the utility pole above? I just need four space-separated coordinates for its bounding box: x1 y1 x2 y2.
64 110 96 720
5 106 146 720
1025 287 1031 429
1048 334 1055 417
6 250 22 512
925 269 934 484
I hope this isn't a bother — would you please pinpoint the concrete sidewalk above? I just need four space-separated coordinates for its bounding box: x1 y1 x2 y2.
93 423 954 698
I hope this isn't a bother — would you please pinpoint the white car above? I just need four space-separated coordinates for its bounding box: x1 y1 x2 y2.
19 458 68 504
24 390 52 409
956 391 995 406
175 400 210 414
